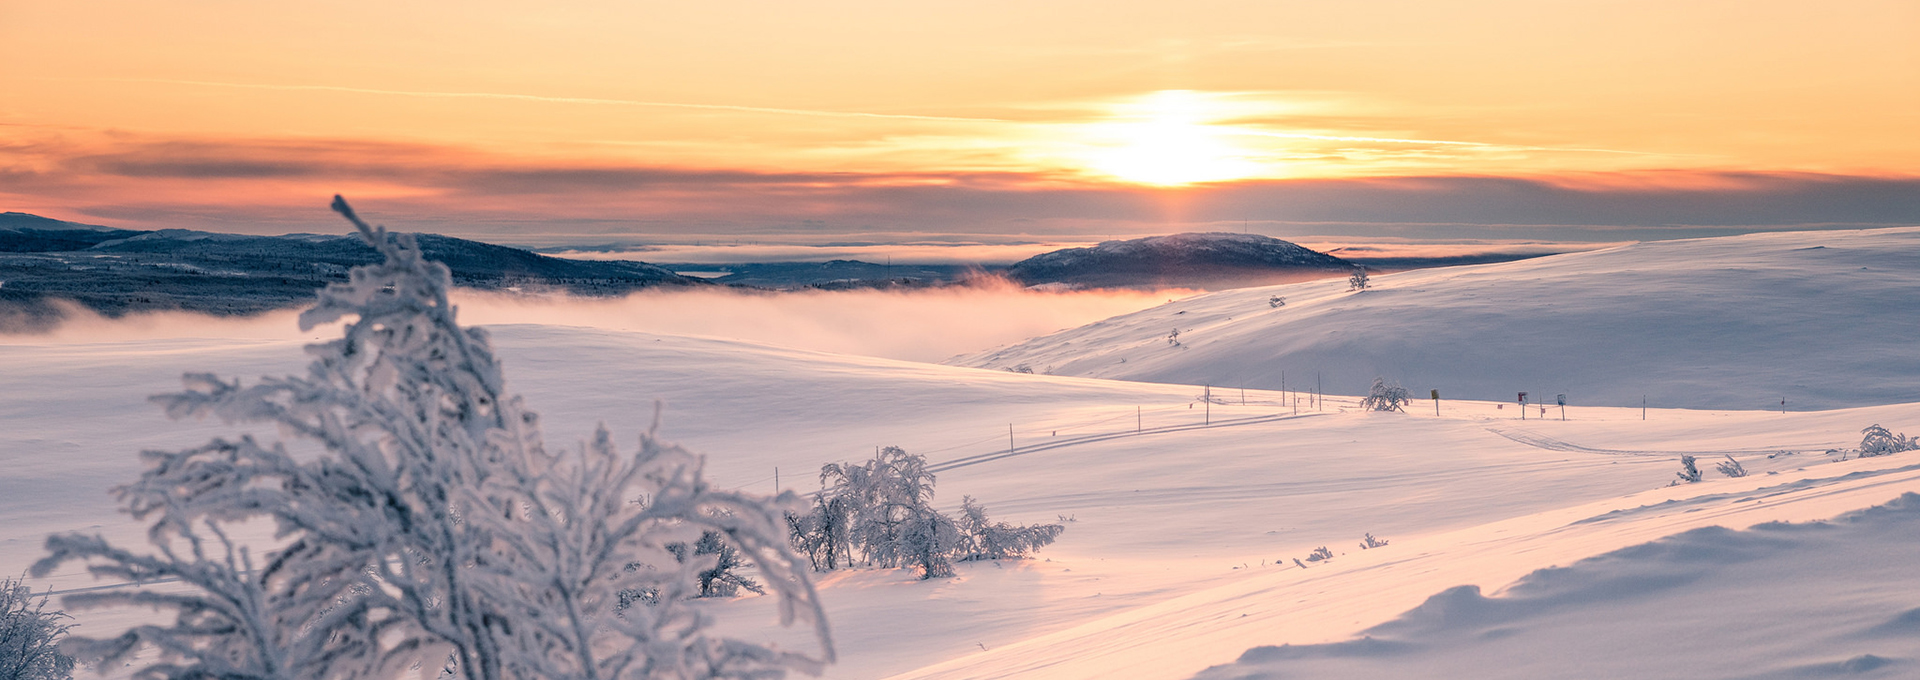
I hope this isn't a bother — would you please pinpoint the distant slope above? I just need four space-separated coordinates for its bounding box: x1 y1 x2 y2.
952 227 1920 410
0 214 707 322
1005 232 1353 289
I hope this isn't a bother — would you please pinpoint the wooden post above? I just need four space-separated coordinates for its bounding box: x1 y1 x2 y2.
1008 423 1015 453
1137 406 1142 434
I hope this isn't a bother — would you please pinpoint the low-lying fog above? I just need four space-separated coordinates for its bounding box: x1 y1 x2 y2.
3 282 1192 363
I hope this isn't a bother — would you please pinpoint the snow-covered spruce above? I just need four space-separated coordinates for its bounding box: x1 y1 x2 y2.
789 447 1062 579
1675 454 1704 484
31 197 831 680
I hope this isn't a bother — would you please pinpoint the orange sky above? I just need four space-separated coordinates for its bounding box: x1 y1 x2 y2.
2 0 1917 241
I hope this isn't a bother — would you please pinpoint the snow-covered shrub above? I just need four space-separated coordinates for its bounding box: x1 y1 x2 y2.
1348 268 1370 291
794 448 1063 579
1675 455 1703 483
0 576 74 680
1267 295 1285 308
1858 424 1917 458
812 446 951 579
1359 533 1389 550
1360 377 1410 412
1305 547 1334 562
32 198 831 680
957 496 1064 561
670 531 767 599
1715 455 1749 478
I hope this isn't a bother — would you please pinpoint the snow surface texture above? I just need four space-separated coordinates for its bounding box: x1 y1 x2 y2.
1196 493 1920 680
8 324 1920 679
954 227 1920 410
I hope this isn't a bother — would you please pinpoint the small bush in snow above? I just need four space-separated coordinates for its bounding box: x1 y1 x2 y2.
1348 268 1370 291
0 575 74 680
791 448 1063 579
1167 328 1181 346
1858 424 1918 457
958 496 1064 561
1360 377 1410 412
1715 455 1749 478
1305 547 1334 562
670 530 767 599
1675 454 1704 483
1359 533 1389 550
1268 295 1285 308
33 198 831 680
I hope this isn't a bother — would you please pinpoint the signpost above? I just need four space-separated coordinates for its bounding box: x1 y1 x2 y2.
1518 392 1528 420
1556 393 1567 421
1431 389 1440 416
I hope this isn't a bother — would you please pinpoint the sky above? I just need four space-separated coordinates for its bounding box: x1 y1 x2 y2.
3 0 1917 248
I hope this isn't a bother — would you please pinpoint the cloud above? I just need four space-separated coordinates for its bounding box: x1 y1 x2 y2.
5 131 1917 243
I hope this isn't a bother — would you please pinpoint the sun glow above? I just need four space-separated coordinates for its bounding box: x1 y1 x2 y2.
1081 91 1264 186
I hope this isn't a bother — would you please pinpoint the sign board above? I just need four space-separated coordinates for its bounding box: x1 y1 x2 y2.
1517 392 1528 403
1556 394 1567 406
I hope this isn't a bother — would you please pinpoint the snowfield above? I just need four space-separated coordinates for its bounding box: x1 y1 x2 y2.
952 227 1920 411
4 227 1920 679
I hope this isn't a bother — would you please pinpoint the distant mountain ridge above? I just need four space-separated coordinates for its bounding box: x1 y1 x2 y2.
1006 232 1355 289
0 213 707 326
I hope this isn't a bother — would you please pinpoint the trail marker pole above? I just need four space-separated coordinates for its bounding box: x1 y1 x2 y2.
1008 424 1015 454
1557 394 1566 421
1431 389 1440 416
1204 385 1211 426
1643 395 1647 420
774 467 779 494
1137 406 1142 434
1781 397 1787 414
1316 372 1322 410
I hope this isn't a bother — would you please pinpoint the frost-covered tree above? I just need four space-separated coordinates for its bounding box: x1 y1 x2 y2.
1359 378 1410 412
32 197 831 680
1858 424 1917 458
822 447 945 577
1714 455 1749 478
1348 268 1370 291
955 497 1064 562
0 576 74 680
1675 455 1703 483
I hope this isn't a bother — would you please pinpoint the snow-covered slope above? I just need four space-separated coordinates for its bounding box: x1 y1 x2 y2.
9 324 1920 679
953 227 1920 410
1194 494 1920 680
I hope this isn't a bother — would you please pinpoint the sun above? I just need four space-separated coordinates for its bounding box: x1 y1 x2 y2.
1081 90 1262 186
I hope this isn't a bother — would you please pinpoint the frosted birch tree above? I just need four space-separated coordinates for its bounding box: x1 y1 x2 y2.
33 197 831 680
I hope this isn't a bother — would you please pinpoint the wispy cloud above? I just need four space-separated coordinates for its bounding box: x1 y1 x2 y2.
71 77 1011 124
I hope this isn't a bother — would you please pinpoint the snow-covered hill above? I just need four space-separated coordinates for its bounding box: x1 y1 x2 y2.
1004 232 1354 289
9 324 1920 680
954 227 1920 410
